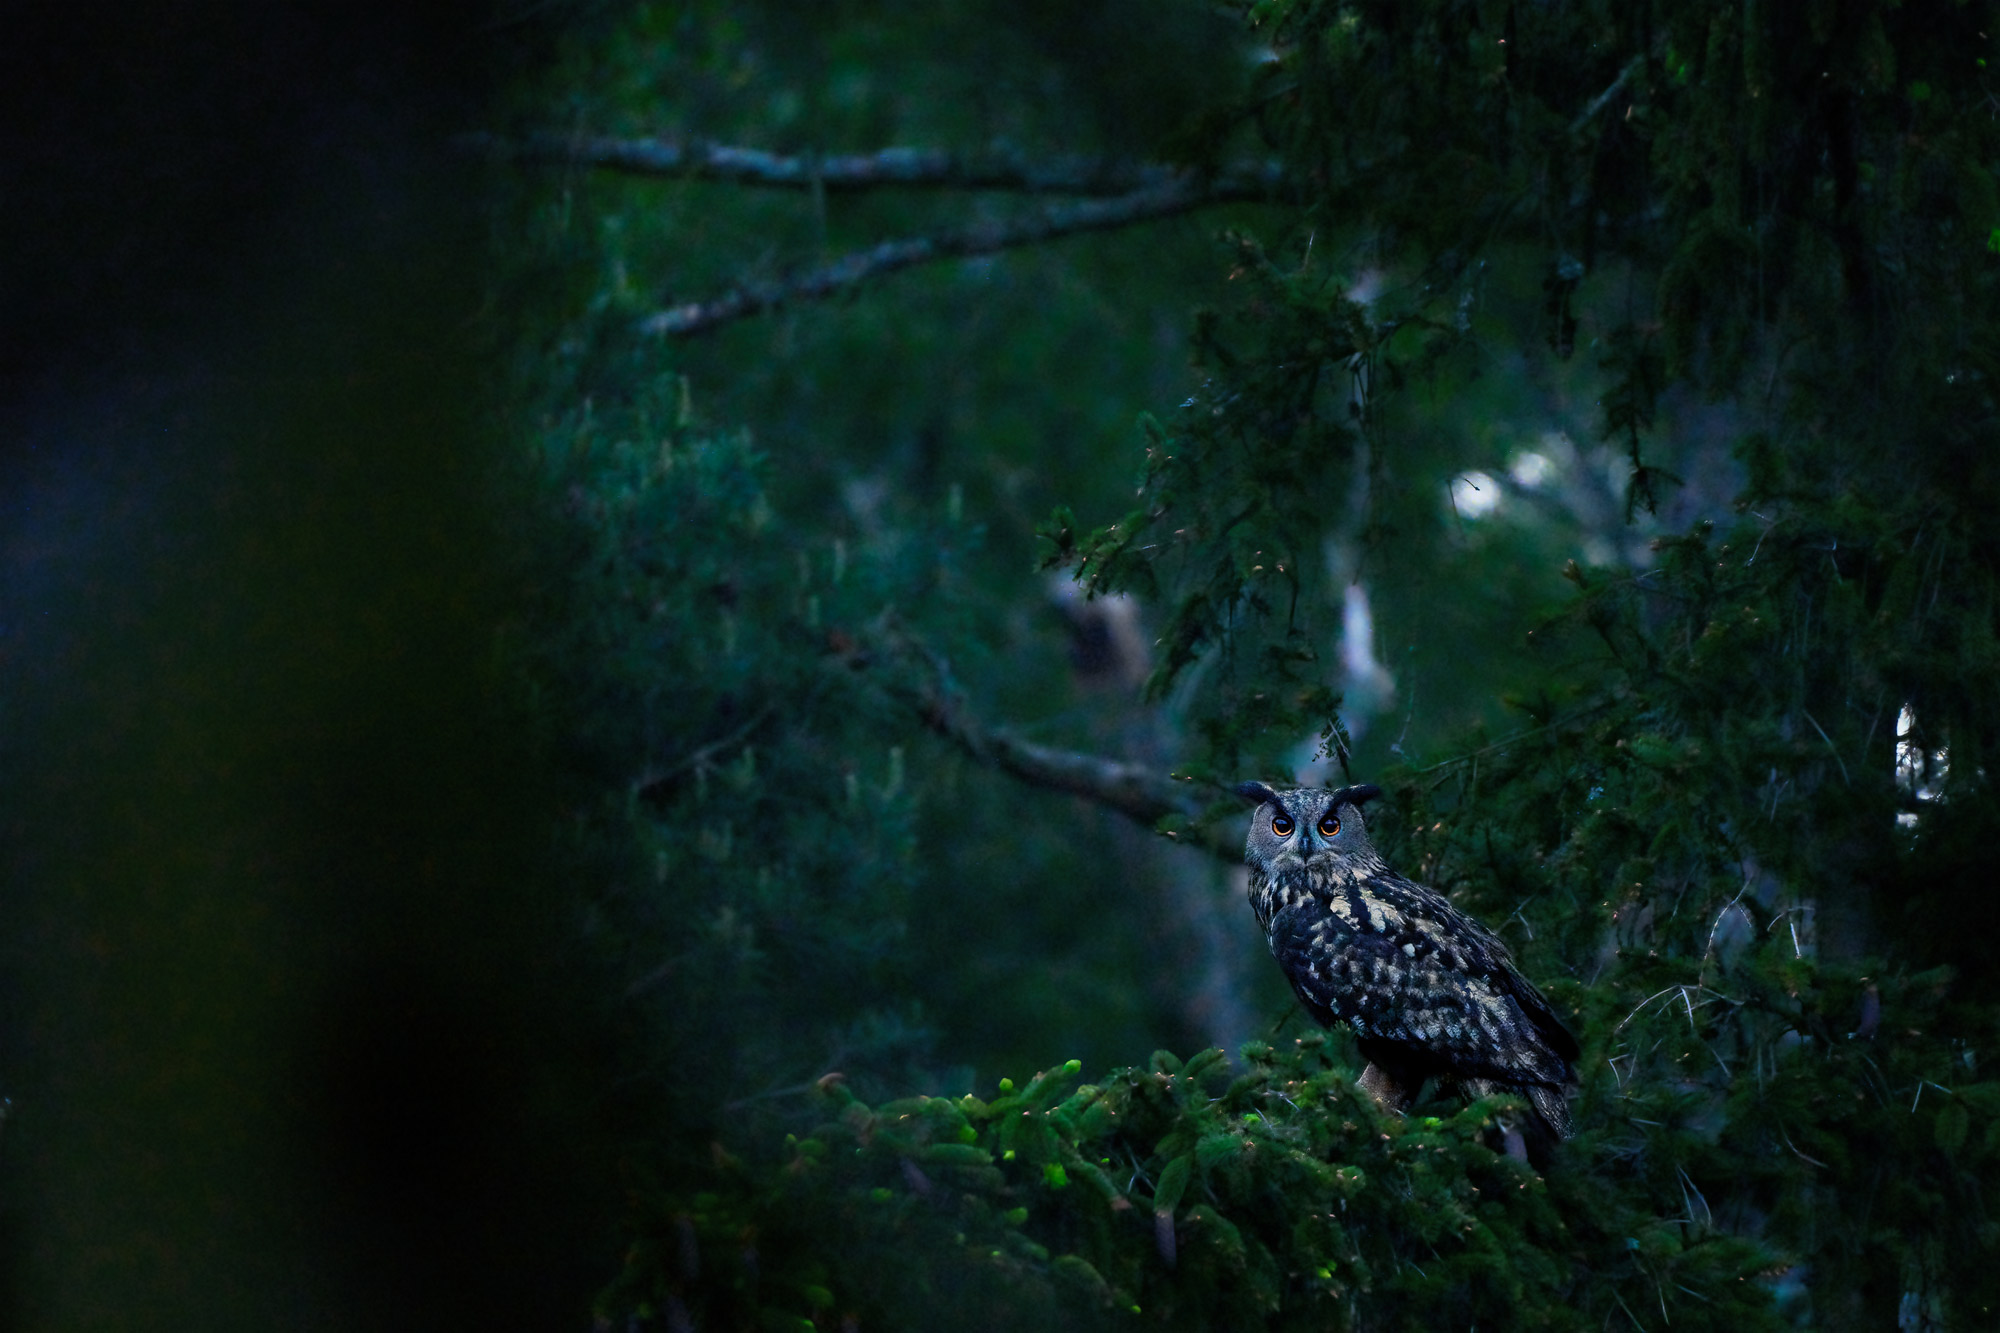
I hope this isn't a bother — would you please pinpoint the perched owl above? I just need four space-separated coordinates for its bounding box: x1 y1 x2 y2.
1236 780 1577 1156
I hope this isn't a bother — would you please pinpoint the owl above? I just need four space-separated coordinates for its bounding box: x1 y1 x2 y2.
1236 780 1577 1156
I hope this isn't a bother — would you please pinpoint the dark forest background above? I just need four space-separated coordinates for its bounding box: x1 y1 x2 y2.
5 2 2000 1329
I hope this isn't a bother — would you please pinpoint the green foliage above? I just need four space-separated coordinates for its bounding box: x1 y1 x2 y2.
517 381 957 1126
508 0 2000 1328
607 1038 1786 1331
1041 230 1387 776
1051 0 2000 768
496 0 1294 1135
1364 500 2000 1325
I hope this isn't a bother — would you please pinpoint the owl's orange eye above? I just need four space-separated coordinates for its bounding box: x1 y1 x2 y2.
1319 814 1340 837
1271 813 1295 836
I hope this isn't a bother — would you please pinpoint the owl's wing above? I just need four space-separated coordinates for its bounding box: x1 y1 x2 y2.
1498 968 1580 1064
1407 890 1581 1068
1359 874 1581 1072
1267 897 1571 1088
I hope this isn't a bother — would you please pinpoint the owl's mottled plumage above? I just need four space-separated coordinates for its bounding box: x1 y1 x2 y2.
1236 780 1577 1151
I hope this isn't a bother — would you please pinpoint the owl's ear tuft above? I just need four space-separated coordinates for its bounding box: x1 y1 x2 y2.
1329 782 1383 808
1234 780 1281 805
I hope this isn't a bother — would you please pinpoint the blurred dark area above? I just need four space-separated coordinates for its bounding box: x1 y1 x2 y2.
0 4 611 1328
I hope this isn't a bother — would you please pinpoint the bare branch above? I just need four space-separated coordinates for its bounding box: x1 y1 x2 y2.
867 622 1242 861
466 130 1284 198
640 176 1271 338
1570 56 1646 135
631 701 777 802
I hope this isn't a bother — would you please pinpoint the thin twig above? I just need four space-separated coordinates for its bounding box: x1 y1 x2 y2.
1571 57 1647 135
1677 1165 1712 1230
1767 905 1812 959
1619 983 1735 1036
1611 1287 1651 1333
633 702 780 800
1698 881 1752 985
1912 1079 1954 1113
467 131 1287 197
1617 986 1687 1033
1744 510 1775 565
1411 702 1614 774
639 176 1275 337
1802 709 1851 784
1777 1123 1827 1168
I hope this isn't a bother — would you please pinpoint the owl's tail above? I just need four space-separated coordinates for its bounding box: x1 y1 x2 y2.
1526 1082 1573 1141
1464 1078 1572 1168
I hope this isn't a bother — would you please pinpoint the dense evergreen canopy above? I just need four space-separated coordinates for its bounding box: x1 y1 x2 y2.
497 2 2000 1327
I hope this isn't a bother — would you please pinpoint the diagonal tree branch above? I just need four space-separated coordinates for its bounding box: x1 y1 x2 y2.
640 176 1274 337
864 621 1243 862
465 130 1285 198
1569 55 1647 135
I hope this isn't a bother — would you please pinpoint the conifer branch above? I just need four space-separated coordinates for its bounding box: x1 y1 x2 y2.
864 622 1239 860
466 130 1284 197
638 176 1274 338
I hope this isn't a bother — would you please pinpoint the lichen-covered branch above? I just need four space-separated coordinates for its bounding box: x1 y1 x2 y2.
638 176 1271 337
466 130 1284 198
867 623 1240 861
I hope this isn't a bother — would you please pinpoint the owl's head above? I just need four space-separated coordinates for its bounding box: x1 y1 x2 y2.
1233 780 1383 871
